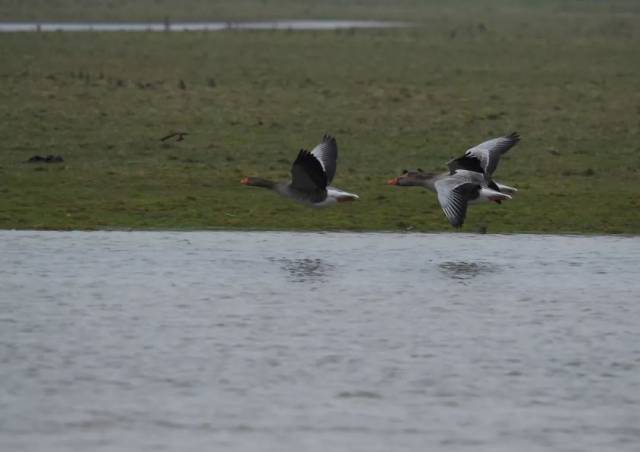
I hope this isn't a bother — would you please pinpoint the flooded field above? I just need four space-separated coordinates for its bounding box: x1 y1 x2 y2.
1 231 639 451
0 20 410 32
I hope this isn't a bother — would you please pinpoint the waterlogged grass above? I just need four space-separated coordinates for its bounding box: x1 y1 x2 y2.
1 3 639 232
4 0 638 22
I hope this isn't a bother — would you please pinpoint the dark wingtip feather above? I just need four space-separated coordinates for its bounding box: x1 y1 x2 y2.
322 133 336 143
488 180 500 191
449 155 485 174
293 148 327 189
508 131 520 142
449 215 465 228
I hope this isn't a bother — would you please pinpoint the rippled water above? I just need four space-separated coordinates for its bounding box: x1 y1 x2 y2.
1 231 639 451
0 20 410 33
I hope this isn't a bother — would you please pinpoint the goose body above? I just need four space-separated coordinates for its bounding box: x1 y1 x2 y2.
241 134 359 207
447 132 520 193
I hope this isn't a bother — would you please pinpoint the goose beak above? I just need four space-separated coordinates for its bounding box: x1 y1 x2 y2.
387 178 399 185
240 177 250 185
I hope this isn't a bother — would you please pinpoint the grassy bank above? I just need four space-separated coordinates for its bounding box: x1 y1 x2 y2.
1 2 639 232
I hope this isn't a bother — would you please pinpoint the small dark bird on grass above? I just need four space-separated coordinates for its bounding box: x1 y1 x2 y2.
160 132 189 142
27 155 64 163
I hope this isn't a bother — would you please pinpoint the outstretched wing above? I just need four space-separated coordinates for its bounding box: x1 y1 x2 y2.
434 179 480 228
290 149 327 191
447 154 485 175
464 132 520 176
310 134 338 185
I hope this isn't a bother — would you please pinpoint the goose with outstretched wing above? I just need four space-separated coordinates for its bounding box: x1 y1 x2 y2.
241 134 359 206
388 169 511 228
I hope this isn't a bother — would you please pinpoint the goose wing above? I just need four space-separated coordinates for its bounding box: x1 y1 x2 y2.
290 149 327 192
447 154 485 175
462 132 520 176
310 134 338 185
434 177 481 228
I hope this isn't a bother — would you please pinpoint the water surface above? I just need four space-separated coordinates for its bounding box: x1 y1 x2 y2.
0 20 410 33
1 231 639 451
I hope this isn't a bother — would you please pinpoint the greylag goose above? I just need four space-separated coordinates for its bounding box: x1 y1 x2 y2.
446 132 520 194
387 169 511 228
241 134 359 207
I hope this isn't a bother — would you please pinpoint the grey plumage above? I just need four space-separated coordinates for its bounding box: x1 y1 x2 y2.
389 169 509 228
433 171 484 228
310 134 338 185
448 132 520 178
241 134 358 206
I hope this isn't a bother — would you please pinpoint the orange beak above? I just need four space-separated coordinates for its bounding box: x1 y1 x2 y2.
387 178 399 185
240 177 250 185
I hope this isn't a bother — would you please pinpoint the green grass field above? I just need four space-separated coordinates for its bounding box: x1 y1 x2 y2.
1 1 639 232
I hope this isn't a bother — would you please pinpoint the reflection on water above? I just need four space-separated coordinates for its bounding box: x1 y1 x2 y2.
438 261 499 281
269 257 334 283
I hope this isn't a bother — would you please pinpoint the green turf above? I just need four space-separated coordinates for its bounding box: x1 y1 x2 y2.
1 1 639 232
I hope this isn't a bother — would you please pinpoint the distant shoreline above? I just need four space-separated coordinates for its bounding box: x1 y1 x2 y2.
0 20 412 33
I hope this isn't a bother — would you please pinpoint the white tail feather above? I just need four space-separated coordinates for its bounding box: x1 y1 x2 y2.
477 188 511 203
495 182 517 195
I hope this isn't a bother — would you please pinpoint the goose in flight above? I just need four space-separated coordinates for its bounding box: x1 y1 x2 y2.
387 169 511 228
241 134 359 207
446 132 520 194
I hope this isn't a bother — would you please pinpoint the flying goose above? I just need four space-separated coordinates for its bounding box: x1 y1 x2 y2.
387 169 511 228
241 134 359 207
446 132 520 194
